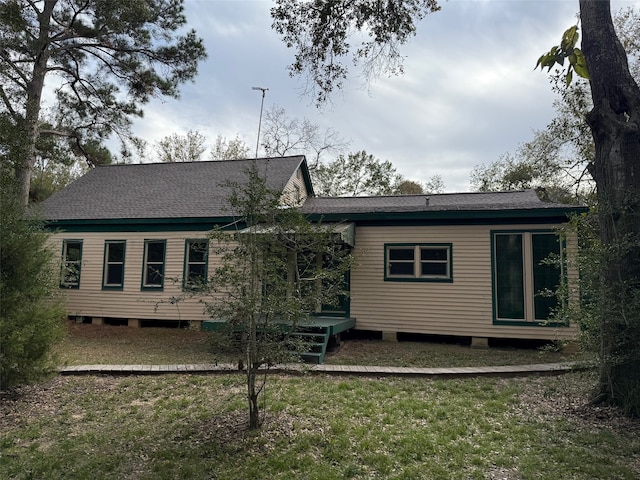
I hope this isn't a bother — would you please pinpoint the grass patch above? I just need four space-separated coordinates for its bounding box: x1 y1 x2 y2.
1 372 638 479
55 321 583 368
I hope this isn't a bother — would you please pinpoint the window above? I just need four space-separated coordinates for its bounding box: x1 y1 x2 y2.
183 239 208 289
142 240 166 289
61 240 83 288
385 244 452 281
103 241 126 289
492 231 563 324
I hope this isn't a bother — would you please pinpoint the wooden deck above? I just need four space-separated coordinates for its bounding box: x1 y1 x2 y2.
202 316 356 364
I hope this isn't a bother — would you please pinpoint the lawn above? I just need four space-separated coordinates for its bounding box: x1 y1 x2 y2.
55 321 581 368
1 372 638 479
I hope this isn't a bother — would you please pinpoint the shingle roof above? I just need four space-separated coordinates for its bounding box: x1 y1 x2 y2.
301 190 579 215
41 156 306 221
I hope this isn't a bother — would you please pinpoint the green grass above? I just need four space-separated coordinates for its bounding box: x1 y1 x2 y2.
1 372 638 479
55 321 582 368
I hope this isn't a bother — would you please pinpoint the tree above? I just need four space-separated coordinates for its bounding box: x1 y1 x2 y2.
261 106 348 168
394 179 424 195
423 174 445 194
0 0 206 205
0 169 65 390
272 1 640 414
271 0 441 105
474 7 640 206
574 2 640 415
155 130 207 163
393 175 445 195
210 134 251 161
204 163 353 429
312 151 403 196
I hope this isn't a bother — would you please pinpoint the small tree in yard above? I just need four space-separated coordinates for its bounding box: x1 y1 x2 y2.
205 163 354 429
0 170 65 391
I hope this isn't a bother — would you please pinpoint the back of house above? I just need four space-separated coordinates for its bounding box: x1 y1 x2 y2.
41 156 586 346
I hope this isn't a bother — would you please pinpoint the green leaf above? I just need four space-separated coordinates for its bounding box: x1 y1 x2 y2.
565 67 573 86
571 48 590 79
561 25 579 52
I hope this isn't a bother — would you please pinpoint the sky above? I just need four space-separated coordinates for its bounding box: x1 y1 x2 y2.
128 0 624 193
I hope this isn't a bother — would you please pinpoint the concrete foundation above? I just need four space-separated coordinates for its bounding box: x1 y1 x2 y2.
381 331 398 342
471 337 489 349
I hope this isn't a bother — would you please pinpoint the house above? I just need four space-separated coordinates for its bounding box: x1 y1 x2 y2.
41 156 586 346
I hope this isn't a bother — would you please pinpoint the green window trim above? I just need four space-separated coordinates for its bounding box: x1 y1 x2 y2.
141 239 166 290
384 243 453 282
102 240 126 290
491 229 568 327
60 239 83 289
183 239 209 290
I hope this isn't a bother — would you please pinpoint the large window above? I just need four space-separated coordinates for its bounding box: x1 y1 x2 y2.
385 243 452 282
183 239 208 289
61 240 83 288
492 231 563 324
103 241 126 289
142 240 166 289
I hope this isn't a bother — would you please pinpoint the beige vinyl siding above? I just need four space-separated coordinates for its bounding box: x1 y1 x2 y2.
281 167 309 206
52 231 221 322
350 223 578 340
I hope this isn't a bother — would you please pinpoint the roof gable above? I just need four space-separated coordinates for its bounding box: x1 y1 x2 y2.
41 156 307 221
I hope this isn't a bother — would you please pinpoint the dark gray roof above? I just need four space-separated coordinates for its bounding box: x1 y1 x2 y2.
301 190 579 215
41 156 306 221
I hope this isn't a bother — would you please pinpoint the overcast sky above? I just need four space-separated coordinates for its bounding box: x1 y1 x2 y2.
129 0 629 193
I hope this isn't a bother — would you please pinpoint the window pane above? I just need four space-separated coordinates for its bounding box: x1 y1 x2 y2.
389 262 414 276
107 242 125 262
532 234 561 320
64 267 80 285
188 264 206 282
421 248 447 261
146 265 164 286
188 241 207 263
389 248 414 261
146 242 165 262
422 262 447 276
66 243 82 262
106 264 124 285
495 234 525 319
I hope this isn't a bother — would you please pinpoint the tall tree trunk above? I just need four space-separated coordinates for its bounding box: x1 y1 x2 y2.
580 0 640 414
16 0 56 206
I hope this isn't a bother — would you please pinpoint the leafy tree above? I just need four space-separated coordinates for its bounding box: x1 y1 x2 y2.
538 3 640 415
210 134 251 161
261 106 348 168
312 151 403 196
474 7 640 206
394 175 445 195
394 179 424 195
0 169 65 390
423 174 445 194
204 163 354 429
0 0 206 205
271 0 441 105
155 130 207 163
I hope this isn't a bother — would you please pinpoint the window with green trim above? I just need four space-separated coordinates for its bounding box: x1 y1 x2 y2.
492 231 563 323
183 239 208 289
385 244 452 281
61 240 83 288
142 240 166 289
103 240 126 289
